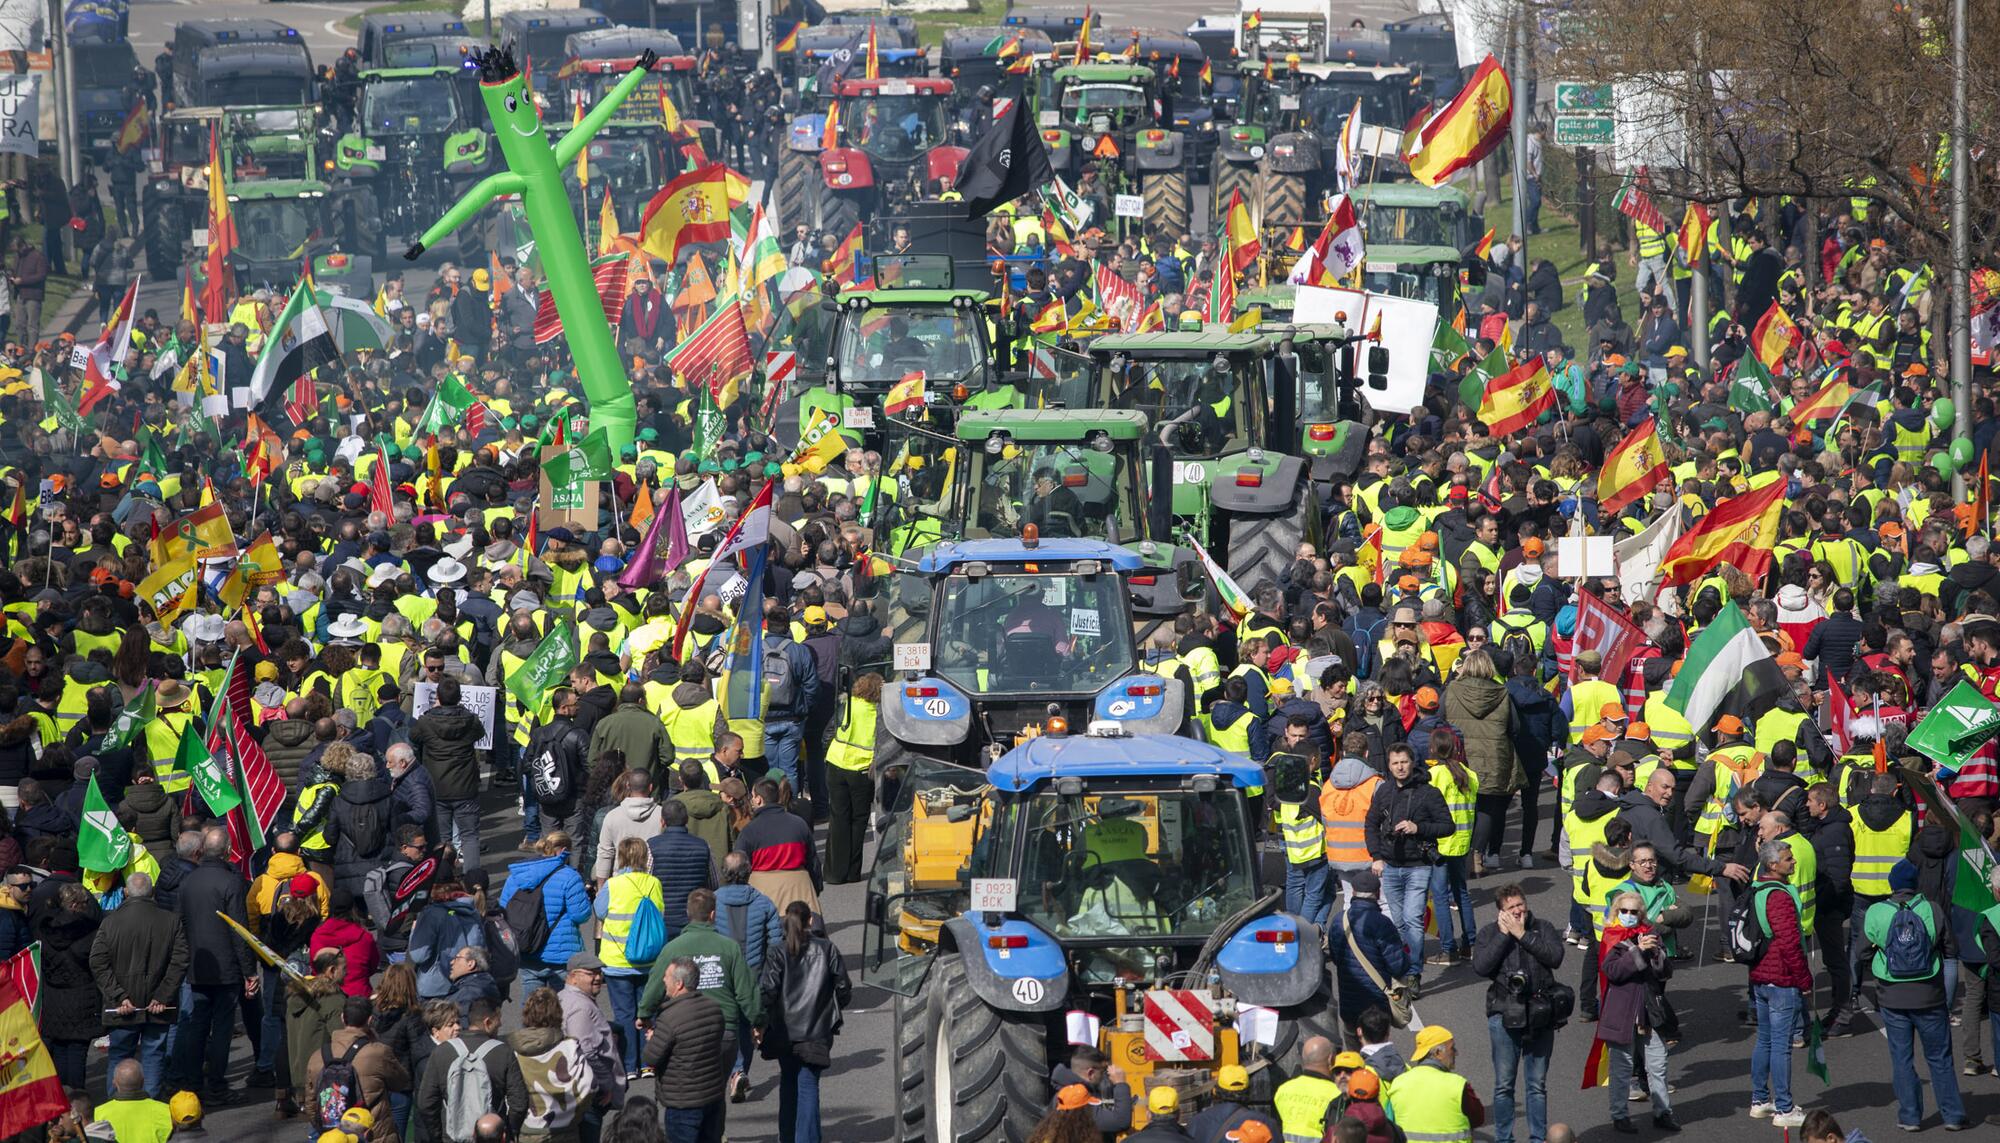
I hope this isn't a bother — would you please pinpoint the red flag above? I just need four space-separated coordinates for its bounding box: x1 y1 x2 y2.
369 446 395 517
1571 589 1645 685
1978 450 1991 534
4 944 39 1013
1827 674 1857 753
204 652 285 868
532 256 632 343
284 373 318 427
523 506 538 557
1581 1036 1611 1088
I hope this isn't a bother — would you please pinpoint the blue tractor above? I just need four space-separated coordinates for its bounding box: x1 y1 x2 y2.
863 726 1337 1141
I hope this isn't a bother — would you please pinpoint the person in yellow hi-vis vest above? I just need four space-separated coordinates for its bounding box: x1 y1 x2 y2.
824 673 879 885
1386 1026 1484 1142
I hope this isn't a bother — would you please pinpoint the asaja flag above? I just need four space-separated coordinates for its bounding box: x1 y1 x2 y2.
639 163 732 265
1751 300 1801 370
79 773 132 873
544 427 616 487
1904 679 2000 770
790 408 850 474
1598 418 1669 514
98 683 156 754
1666 601 1779 733
1727 354 1777 414
187 732 243 816
1477 355 1555 435
1657 477 1786 586
1407 54 1512 187
1190 538 1252 624
0 974 67 1136
505 617 580 711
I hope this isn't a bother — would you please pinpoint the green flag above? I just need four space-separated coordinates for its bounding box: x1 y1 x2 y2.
693 385 725 461
1459 344 1508 411
1430 317 1470 367
1905 679 2000 766
1729 356 1777 414
544 427 615 487
505 618 580 710
186 732 242 815
417 376 478 437
98 684 156 754
1805 1014 1829 1084
41 368 89 435
78 774 132 873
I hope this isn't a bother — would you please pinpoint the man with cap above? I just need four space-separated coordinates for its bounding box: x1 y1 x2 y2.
1125 1085 1195 1141
1272 1036 1341 1143
1047 1047 1133 1136
1187 1064 1279 1143
1386 1026 1485 1143
558 950 625 1118
167 1092 205 1138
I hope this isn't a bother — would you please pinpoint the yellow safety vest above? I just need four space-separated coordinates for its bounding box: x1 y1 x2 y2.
1568 679 1621 743
1780 831 1817 931
1273 1074 1342 1143
341 668 390 726
1206 709 1254 755
71 629 123 658
296 782 338 853
1636 222 1668 260
827 698 876 773
663 696 722 756
597 870 665 971
501 648 534 747
1851 810 1912 898
1429 762 1478 858
56 677 97 731
1277 801 1324 865
1181 644 1223 695
1697 745 1761 837
142 710 193 769
1386 1064 1473 1143
1643 694 1696 767
1811 537 1868 587
1754 708 1808 760
1378 522 1425 573
1566 808 1616 904
1891 418 1931 465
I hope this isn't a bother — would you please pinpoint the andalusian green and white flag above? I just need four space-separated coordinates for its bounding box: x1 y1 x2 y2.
1665 601 1781 732
78 774 132 873
97 684 155 753
1190 538 1253 625
505 618 579 710
416 375 479 437
1729 355 1777 414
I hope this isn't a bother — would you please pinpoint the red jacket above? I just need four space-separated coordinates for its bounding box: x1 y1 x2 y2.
1747 881 1812 990
309 916 383 997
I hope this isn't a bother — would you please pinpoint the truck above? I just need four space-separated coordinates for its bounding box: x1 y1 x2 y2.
71 36 142 154
355 14 476 69
171 20 314 108
867 725 1336 1141
498 8 612 97
331 67 494 258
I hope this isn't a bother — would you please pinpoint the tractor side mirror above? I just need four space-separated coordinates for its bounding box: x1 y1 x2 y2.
1367 345 1390 391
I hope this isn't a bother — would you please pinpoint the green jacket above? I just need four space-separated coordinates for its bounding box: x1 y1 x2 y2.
588 702 674 779
637 920 761 1028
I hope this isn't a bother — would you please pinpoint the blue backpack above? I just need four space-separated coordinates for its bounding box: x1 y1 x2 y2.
624 895 667 965
1881 900 1936 981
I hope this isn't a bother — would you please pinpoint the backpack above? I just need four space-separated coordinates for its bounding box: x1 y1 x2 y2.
623 893 667 965
441 1037 505 1143
761 643 797 711
527 732 573 804
1727 883 1783 964
1881 899 1937 981
502 865 557 959
311 1036 364 1130
1495 618 1537 671
481 907 520 984
343 796 387 861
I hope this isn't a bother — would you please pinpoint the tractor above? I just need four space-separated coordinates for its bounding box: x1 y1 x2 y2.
1211 59 1415 228
1350 183 1483 310
807 77 966 233
142 106 338 287
331 67 493 259
1034 62 1192 238
866 726 1337 1142
798 277 997 444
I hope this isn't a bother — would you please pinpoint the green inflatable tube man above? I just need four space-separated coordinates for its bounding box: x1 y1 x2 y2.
406 44 657 454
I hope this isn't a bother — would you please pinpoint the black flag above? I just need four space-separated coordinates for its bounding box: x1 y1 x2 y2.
956 96 1054 220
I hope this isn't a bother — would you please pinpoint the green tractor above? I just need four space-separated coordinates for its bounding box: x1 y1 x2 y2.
331 66 494 258
143 105 340 287
1212 59 1416 227
1349 183 1482 309
1034 62 1192 237
797 281 1000 446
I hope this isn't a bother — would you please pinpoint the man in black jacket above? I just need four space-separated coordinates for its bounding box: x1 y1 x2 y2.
1621 770 1750 885
648 800 719 943
91 872 188 1098
1472 883 1566 1143
410 677 486 870
419 997 528 1141
643 956 730 1140
1801 785 1858 1034
1365 744 1452 981
169 827 259 1102
526 687 590 846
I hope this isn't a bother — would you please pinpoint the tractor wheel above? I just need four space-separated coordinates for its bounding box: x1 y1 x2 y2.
1225 487 1320 595
144 209 181 280
1257 168 1307 229
1263 981 1343 1088
1210 153 1253 225
775 147 816 233
1142 167 1191 241
921 952 1051 1143
818 187 862 239
893 988 929 1142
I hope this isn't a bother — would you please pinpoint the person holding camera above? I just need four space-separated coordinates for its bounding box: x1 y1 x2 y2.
1472 882 1569 1143
1598 890 1679 1133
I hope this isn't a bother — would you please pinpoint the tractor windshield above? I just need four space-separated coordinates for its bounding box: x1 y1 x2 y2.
1060 83 1147 128
563 135 664 198
1363 263 1456 307
1004 787 1258 941
1101 357 1247 458
932 571 1136 695
1357 200 1461 248
845 95 947 161
966 443 1138 542
1293 345 1343 420
835 304 985 386
233 199 315 263
362 76 461 135
1301 83 1408 135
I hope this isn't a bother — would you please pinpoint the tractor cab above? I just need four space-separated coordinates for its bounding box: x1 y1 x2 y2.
1033 63 1192 236
865 729 1336 1139
809 77 964 229
1255 321 1376 482
1350 183 1481 307
940 26 1052 106
820 286 994 421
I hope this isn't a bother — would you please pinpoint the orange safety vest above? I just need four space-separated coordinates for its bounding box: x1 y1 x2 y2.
1319 775 1382 866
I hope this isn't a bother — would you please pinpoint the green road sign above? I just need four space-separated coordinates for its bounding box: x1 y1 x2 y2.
1555 82 1615 113
1553 115 1616 148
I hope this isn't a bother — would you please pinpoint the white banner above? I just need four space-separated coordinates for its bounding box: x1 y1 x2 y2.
412 682 498 750
0 74 37 158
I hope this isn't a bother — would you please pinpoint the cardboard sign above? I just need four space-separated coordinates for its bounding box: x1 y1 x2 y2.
411 682 498 750
1557 535 1616 578
537 442 600 530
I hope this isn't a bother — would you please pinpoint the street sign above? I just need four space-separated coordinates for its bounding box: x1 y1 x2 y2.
1553 115 1616 148
1554 82 1615 114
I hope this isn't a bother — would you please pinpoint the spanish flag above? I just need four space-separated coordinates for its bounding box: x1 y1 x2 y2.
1200 59 1213 86
1789 375 1855 423
598 185 621 256
1581 1037 1611 1089
828 222 865 288
1222 187 1260 275
1030 298 1066 333
1750 300 1800 370
864 22 879 80
1658 477 1787 586
1598 417 1669 514
774 21 803 52
1244 9 1263 30
1678 201 1714 265
1472 226 1495 260
0 974 66 1135
1407 54 1513 187
885 372 926 415
114 97 150 154
638 162 732 265
1075 7 1093 63
1134 299 1164 332
1476 354 1555 436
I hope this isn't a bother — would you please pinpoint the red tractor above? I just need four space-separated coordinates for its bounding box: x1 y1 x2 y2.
815 77 967 233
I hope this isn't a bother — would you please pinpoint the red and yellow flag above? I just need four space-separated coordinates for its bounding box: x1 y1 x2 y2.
1222 188 1260 275
1472 227 1495 260
774 22 803 52
114 97 150 153
1030 298 1067 333
1407 54 1513 187
1581 1037 1611 1089
0 975 67 1136
638 163 732 265
1678 202 1714 264
1788 376 1854 423
885 372 926 415
1075 7 1094 63
863 22 879 80
1751 300 1800 370
1476 355 1555 436
828 222 865 288
1659 478 1787 586
1598 417 1669 514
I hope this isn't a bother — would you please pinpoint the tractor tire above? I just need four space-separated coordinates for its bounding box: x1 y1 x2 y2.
818 187 862 240
1256 168 1307 229
893 988 929 1142
1264 982 1343 1088
919 953 1051 1143
1211 154 1254 225
775 147 816 233
1142 167 1191 242
144 215 180 280
1225 487 1320 595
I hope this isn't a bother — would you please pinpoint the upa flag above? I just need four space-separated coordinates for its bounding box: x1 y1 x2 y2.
1658 477 1786 586
505 617 580 711
1477 355 1555 436
1190 538 1252 624
0 974 66 1136
1222 188 1260 274
790 407 850 474
1572 589 1646 686
1728 354 1777 414
1407 54 1512 187
1598 418 1669 514
638 163 732 265
78 773 132 872
1751 301 1801 370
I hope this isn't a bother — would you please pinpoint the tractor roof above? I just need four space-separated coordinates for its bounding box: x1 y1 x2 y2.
360 14 467 36
941 26 1055 56
990 731 1266 792
1252 320 1354 343
1349 182 1471 209
917 538 1144 574
837 287 988 305
1053 63 1154 84
833 77 953 97
1092 329 1268 354
954 408 1149 442
361 66 459 80
1367 243 1467 265
228 178 329 199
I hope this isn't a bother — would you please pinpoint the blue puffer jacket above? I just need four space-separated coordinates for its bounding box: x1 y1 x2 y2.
408 896 485 999
647 828 718 930
499 854 594 969
714 883 783 970
1327 897 1412 1017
